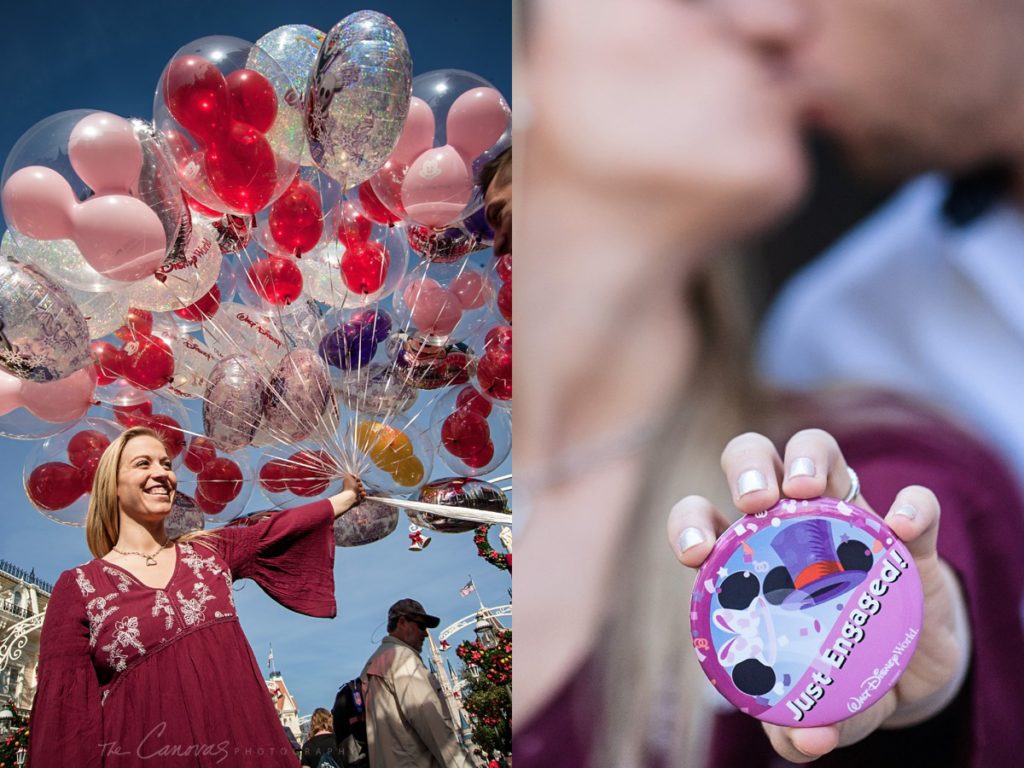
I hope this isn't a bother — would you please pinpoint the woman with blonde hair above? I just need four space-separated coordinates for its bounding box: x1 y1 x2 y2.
301 707 343 767
515 0 1024 766
29 426 365 766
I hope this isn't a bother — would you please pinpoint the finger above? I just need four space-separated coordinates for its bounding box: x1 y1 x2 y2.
882 485 941 564
721 432 783 514
667 495 730 567
763 723 840 763
781 428 863 506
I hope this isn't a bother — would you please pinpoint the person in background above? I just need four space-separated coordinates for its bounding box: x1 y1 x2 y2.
479 148 512 258
361 599 480 768
513 0 1024 766
302 708 343 767
748 0 1024 490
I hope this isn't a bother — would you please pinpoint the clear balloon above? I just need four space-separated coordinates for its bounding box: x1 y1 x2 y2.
431 384 511 476
411 477 509 533
333 497 398 546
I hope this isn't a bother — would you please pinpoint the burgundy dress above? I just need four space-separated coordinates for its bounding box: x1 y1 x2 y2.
516 412 1024 767
28 499 336 767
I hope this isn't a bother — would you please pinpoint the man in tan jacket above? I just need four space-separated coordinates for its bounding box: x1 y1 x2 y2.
361 598 480 768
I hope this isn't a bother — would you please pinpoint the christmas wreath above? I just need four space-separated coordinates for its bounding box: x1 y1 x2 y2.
474 525 511 572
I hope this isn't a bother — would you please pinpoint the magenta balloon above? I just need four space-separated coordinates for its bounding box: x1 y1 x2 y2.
0 367 97 423
72 196 168 281
1 167 75 239
401 145 473 228
446 87 510 161
68 112 144 194
391 97 434 166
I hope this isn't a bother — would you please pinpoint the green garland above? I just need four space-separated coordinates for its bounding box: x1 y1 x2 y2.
473 525 511 572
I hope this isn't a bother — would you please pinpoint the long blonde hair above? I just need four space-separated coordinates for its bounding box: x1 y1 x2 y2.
310 707 333 735
85 426 216 559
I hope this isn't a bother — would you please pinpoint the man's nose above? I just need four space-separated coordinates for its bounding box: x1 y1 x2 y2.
714 0 812 60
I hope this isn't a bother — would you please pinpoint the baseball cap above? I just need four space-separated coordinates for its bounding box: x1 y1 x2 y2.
388 598 441 628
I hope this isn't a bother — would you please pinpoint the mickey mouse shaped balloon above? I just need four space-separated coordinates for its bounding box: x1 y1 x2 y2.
370 70 511 231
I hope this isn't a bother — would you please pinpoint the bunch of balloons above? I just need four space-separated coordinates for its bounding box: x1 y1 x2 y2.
0 10 512 549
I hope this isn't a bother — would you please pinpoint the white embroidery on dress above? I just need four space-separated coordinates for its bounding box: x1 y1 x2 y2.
101 616 146 673
179 543 222 581
75 567 96 596
102 566 134 594
176 582 215 626
101 689 110 706
152 590 175 630
224 572 236 609
85 593 119 649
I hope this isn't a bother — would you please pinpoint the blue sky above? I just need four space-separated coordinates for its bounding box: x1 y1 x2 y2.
0 1 511 717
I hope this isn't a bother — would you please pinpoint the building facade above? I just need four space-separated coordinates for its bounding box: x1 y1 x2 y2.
0 560 53 714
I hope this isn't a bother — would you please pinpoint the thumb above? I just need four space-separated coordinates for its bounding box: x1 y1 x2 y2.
882 485 941 564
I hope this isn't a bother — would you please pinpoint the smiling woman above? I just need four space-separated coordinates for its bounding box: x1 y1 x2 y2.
28 426 367 766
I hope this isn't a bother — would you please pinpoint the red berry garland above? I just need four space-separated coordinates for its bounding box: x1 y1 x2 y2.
474 525 511 572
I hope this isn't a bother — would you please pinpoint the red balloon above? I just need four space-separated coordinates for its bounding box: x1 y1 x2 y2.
67 430 111 469
358 180 400 225
164 55 230 143
495 252 512 283
462 441 495 469
341 241 390 294
282 450 332 497
336 201 373 248
115 308 154 342
184 436 218 473
195 492 227 516
147 414 185 459
497 280 512 323
91 341 124 385
184 191 224 218
120 335 175 391
197 457 243 504
248 256 304 305
205 124 277 214
477 348 512 401
174 284 221 322
442 410 492 459
258 459 291 493
226 69 277 133
113 400 153 428
486 325 512 354
28 462 85 511
269 178 324 255
456 386 492 418
78 455 102 494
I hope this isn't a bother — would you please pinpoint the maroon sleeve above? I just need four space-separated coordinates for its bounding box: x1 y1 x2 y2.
28 570 103 767
709 415 1024 768
209 499 337 618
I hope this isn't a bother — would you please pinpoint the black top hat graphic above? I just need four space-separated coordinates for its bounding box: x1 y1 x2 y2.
770 518 869 609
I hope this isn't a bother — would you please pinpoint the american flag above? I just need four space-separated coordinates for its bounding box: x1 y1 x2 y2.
459 579 476 597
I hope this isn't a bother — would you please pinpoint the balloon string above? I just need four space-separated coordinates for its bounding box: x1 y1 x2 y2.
364 495 511 525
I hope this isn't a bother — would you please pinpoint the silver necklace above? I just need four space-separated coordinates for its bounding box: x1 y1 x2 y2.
111 540 172 567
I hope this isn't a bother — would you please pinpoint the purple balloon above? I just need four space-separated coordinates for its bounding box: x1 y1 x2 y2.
319 322 377 370
462 207 494 244
350 309 392 343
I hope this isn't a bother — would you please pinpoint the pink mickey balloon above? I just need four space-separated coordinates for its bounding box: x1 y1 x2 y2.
72 196 168 281
0 367 97 423
446 87 510 160
2 167 75 239
450 270 488 309
68 112 144 194
391 97 435 166
406 279 462 337
401 146 473 228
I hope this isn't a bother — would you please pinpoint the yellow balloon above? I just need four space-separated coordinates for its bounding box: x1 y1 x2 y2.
392 457 425 487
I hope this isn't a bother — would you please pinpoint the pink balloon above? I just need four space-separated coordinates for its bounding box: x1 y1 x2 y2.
410 284 462 337
0 367 96 423
401 146 473 228
450 271 488 309
1 167 75 239
68 112 144 194
391 97 435 167
72 196 168 281
446 87 510 160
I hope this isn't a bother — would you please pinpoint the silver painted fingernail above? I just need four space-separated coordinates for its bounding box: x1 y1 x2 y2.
678 527 706 553
788 457 816 479
892 503 917 520
737 469 768 497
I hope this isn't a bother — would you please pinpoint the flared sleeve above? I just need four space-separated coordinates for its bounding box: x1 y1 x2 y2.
211 498 336 618
28 569 102 768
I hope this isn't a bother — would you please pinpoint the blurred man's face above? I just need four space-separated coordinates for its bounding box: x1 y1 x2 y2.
722 0 1024 178
485 172 512 257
